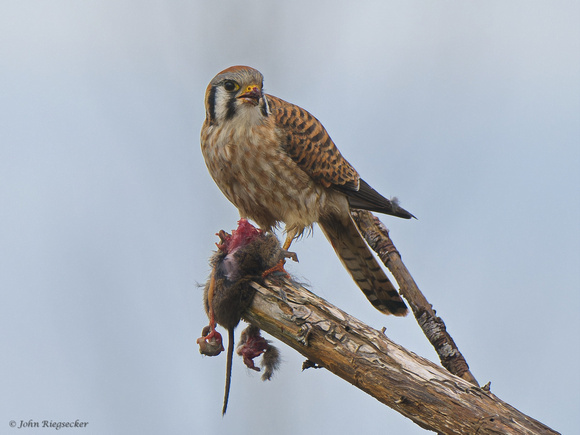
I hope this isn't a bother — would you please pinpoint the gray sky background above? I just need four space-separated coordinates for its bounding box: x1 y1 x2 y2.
1 1 578 434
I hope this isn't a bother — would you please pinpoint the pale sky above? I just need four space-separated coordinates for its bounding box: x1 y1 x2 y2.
1 1 578 434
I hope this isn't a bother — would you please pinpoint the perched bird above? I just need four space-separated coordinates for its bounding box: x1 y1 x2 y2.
201 66 414 316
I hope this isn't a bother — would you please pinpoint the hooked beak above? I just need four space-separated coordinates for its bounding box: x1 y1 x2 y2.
237 84 262 105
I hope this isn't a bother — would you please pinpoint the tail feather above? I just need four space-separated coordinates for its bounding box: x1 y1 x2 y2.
319 214 408 316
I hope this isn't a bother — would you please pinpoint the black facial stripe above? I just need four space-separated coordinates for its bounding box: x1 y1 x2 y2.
225 93 237 120
207 86 217 123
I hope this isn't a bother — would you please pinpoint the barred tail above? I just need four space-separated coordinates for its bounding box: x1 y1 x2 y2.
319 214 408 316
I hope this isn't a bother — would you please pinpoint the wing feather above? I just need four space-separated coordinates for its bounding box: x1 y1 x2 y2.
267 94 359 190
266 94 415 219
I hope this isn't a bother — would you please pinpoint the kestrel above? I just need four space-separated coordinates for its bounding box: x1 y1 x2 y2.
201 66 414 316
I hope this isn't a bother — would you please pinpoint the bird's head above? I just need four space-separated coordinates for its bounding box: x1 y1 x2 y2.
204 66 270 125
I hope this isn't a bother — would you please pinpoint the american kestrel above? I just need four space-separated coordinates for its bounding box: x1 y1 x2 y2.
201 66 414 316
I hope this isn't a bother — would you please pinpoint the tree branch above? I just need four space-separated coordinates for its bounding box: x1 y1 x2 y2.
242 277 559 434
351 209 479 386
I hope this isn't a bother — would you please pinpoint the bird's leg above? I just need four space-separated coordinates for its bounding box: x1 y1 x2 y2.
262 229 298 278
197 268 224 355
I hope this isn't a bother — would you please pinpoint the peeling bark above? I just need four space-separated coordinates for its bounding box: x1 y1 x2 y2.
243 278 559 435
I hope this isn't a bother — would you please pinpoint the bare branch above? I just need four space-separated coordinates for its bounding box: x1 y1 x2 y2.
243 277 559 435
351 210 479 386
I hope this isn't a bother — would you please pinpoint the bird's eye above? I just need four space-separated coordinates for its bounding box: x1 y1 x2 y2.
223 81 238 92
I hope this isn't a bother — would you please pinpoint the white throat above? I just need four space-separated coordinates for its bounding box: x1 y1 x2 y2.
214 88 265 126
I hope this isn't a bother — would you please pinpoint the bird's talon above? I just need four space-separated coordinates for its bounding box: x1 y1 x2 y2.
285 250 299 262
